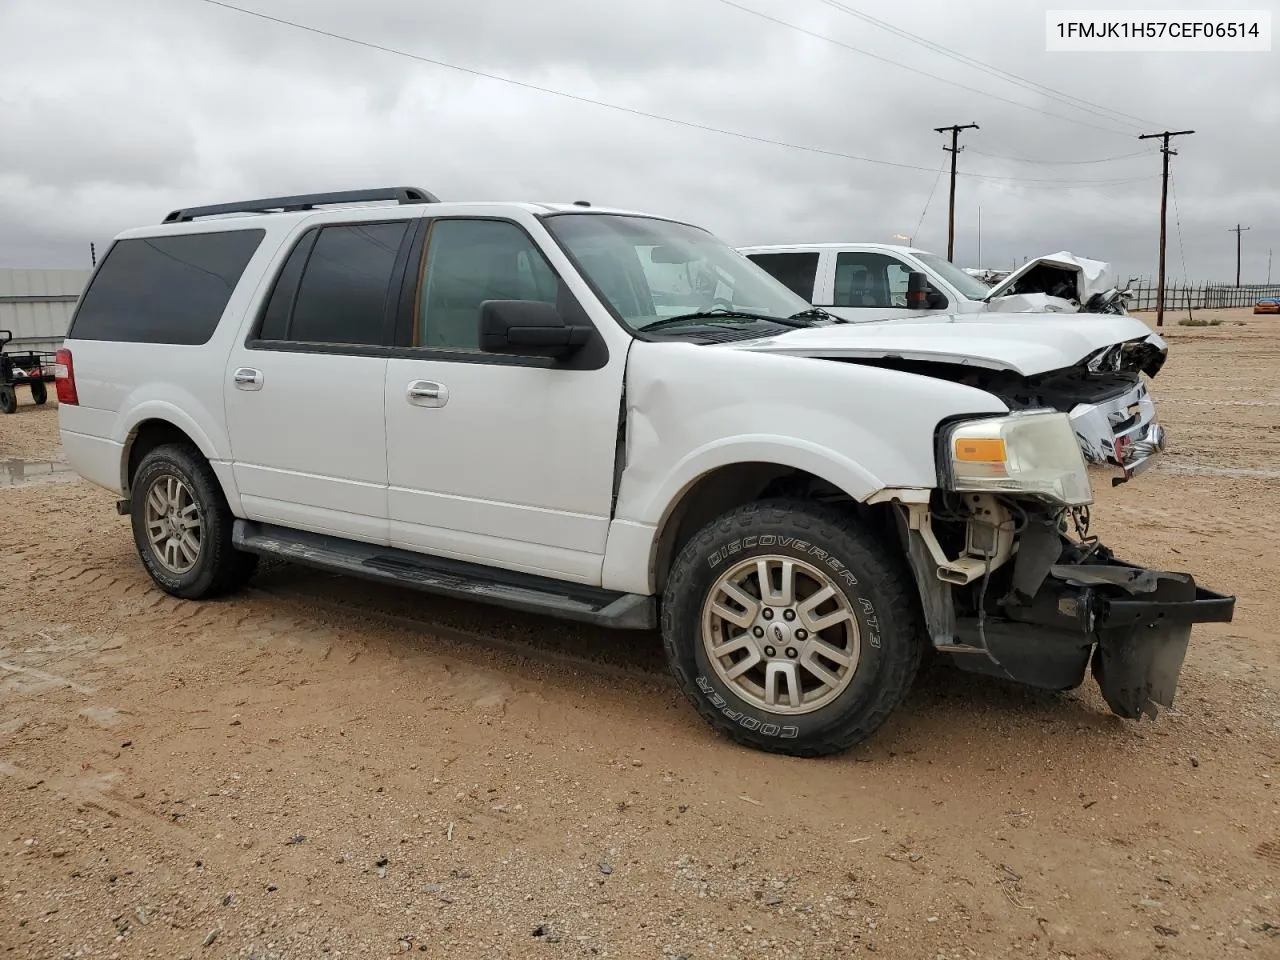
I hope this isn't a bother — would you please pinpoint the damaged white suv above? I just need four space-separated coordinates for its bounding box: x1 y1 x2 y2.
56 187 1234 757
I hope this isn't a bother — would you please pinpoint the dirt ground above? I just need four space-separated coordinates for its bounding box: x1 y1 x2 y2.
1 309 1277 960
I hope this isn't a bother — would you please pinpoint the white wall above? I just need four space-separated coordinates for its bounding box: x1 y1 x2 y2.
0 268 91 354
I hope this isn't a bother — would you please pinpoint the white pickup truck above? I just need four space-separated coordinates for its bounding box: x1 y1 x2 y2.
55 188 1233 757
738 242 1131 321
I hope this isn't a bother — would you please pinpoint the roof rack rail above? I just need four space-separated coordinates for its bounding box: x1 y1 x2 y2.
162 186 441 223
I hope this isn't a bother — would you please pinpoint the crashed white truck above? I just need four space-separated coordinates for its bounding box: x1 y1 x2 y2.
737 242 1164 483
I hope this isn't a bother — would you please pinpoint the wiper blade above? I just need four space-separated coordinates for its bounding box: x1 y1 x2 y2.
790 307 844 324
642 307 809 333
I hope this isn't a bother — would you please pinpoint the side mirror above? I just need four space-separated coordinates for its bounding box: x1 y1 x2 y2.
906 271 947 310
479 299 592 359
906 271 930 309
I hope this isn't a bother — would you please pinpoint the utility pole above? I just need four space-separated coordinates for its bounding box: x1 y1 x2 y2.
1138 129 1194 327
90 242 96 267
1228 224 1251 286
1268 248 1273 284
977 205 982 269
934 122 979 262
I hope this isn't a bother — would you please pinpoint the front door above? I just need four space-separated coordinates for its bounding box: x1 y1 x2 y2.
383 216 626 585
224 219 415 544
823 251 947 323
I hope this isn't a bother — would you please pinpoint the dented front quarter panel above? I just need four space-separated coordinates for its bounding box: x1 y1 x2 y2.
612 340 1008 532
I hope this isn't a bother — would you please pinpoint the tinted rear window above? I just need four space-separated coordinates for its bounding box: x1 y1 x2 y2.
70 229 265 345
744 252 820 300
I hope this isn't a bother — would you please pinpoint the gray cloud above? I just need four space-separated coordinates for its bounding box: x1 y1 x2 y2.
1 0 1277 284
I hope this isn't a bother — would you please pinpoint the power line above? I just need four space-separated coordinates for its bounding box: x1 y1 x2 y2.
814 0 1163 131
1170 170 1189 285
713 0 1136 137
187 0 1155 187
912 156 948 246
965 148 1157 165
936 122 979 261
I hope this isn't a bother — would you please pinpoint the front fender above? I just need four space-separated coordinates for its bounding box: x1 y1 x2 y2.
613 341 1009 527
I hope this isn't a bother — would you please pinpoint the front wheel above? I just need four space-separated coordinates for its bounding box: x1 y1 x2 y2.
661 499 924 757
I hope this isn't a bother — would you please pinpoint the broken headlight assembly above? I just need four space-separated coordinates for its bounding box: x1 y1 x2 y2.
940 410 1093 507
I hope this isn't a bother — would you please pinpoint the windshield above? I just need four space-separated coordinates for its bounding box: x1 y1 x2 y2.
913 251 996 301
542 214 814 330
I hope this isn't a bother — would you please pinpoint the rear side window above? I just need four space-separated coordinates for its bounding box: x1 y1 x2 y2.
256 221 410 347
745 252 820 300
69 230 265 345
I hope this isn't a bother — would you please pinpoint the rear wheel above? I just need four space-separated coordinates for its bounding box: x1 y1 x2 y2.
130 443 257 599
661 499 924 757
30 381 47 405
0 385 16 415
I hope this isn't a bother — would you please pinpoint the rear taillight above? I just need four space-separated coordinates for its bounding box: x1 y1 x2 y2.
54 348 78 405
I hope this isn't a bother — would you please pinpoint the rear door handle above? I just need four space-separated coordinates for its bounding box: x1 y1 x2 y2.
407 380 448 407
233 367 263 391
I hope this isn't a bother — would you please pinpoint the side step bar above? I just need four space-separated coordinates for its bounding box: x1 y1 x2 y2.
231 521 657 630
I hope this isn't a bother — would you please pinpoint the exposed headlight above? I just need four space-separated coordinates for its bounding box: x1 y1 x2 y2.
943 410 1093 506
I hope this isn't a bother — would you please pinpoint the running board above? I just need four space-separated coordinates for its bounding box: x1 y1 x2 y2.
231 521 657 630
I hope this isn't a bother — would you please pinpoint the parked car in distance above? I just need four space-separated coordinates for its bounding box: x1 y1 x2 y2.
1254 296 1280 314
56 187 1234 757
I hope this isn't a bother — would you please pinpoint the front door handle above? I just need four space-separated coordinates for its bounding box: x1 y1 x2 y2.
233 367 263 391
407 380 448 407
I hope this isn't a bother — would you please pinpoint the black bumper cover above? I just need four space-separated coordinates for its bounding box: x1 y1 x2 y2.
950 546 1235 719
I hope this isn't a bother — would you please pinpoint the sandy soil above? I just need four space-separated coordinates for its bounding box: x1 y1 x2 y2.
1 310 1277 959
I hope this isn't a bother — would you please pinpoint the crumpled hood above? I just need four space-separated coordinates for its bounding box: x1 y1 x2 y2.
729 311 1166 377
985 251 1119 308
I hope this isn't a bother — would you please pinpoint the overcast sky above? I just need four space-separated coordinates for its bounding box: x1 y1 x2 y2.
2 0 1277 283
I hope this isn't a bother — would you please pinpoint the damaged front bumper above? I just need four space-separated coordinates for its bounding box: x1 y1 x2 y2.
943 539 1235 719
1069 378 1165 486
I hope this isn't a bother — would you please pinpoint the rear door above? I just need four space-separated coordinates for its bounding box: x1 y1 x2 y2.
224 218 417 545
741 250 823 302
382 215 625 584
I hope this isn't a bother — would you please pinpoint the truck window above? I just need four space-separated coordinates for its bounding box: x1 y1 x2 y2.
833 252 913 309
744 252 820 300
69 229 265 345
282 222 410 346
416 219 563 351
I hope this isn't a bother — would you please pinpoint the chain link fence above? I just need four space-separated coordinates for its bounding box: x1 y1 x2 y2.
1127 283 1280 312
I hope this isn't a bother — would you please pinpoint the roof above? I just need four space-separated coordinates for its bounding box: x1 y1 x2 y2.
737 242 931 256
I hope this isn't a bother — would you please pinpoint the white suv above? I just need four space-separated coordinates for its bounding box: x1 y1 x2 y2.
55 187 1233 756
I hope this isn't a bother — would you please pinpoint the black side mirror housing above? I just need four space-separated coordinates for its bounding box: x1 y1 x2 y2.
906 271 948 310
479 299 593 359
906 271 930 309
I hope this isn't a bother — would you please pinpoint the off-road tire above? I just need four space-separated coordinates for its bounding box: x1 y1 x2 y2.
662 498 924 757
0 385 16 415
130 443 258 599
30 381 48 405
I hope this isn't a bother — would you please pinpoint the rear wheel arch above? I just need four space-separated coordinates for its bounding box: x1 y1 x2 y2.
124 419 207 493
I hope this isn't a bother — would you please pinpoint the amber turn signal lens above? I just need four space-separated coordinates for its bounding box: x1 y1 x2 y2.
954 437 1007 463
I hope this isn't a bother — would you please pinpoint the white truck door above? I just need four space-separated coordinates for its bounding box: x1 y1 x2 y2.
224 219 413 545
382 216 626 586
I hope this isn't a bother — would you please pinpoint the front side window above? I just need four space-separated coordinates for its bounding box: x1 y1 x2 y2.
71 229 265 345
416 219 561 351
543 214 813 331
833 252 915 309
